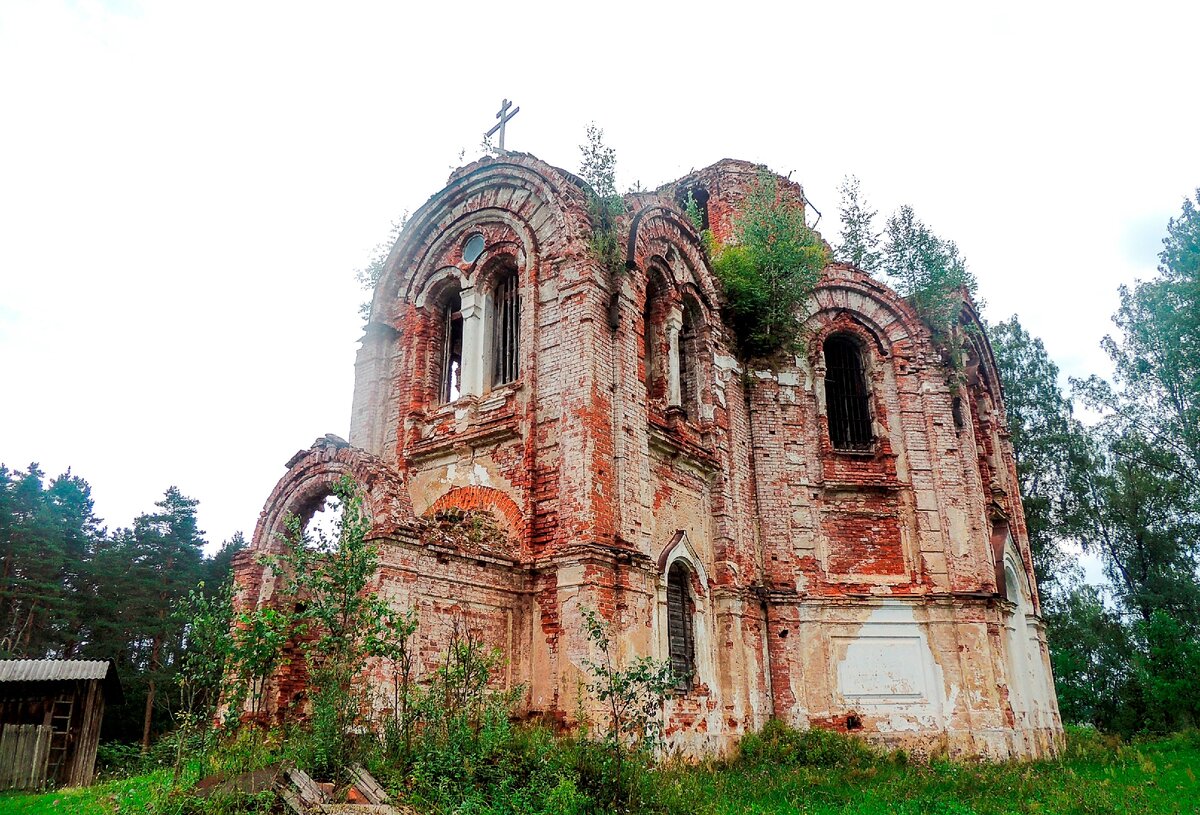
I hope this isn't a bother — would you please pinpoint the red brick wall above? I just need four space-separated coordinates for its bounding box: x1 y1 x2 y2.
235 155 1059 758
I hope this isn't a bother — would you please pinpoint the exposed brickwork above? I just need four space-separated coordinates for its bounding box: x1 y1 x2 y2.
233 154 1063 759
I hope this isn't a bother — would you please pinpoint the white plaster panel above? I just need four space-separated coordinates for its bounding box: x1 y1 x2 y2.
835 636 927 700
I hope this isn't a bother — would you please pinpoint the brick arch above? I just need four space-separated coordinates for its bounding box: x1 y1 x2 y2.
426 485 526 543
368 156 592 328
803 266 930 363
250 437 415 554
408 217 528 306
472 246 523 295
656 530 710 594
960 298 1007 417
627 206 719 311
810 313 889 366
399 211 532 310
412 266 466 310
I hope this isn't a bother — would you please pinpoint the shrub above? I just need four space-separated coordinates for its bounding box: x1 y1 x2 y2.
578 123 625 277
258 475 420 779
709 174 827 360
95 741 147 779
736 719 879 769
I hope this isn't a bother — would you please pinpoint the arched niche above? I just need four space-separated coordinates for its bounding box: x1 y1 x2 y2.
250 438 415 555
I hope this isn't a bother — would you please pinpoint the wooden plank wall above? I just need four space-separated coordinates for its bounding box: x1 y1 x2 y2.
66 681 104 787
0 723 52 790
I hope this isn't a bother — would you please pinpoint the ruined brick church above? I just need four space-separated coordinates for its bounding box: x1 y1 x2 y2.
232 153 1062 758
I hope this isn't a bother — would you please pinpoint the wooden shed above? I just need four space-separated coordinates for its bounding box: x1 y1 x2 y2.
0 659 122 790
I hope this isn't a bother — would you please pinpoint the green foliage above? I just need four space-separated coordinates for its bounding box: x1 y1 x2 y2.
988 316 1094 588
736 718 881 769
0 770 171 814
1081 188 1200 496
710 174 828 360
354 213 408 323
0 469 231 746
835 175 882 272
372 617 571 815
224 605 289 722
11 726 1199 815
0 458 236 748
167 581 235 781
658 726 1199 815
174 583 233 719
1078 429 1200 627
579 607 675 810
95 740 150 779
834 179 979 354
405 620 519 784
579 123 617 200
0 463 101 659
684 190 704 233
1137 610 1200 733
1044 581 1141 733
993 189 1200 739
1056 189 1200 737
581 608 675 754
578 123 625 277
266 475 417 777
375 604 419 757
881 205 977 340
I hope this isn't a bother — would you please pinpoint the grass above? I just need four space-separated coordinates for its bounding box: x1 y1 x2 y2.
1 726 1197 815
0 770 168 814
661 727 1200 815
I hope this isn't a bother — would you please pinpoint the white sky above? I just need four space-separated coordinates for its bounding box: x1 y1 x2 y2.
1 1 1198 569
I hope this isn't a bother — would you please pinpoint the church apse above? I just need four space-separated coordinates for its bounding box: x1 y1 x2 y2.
230 153 1063 759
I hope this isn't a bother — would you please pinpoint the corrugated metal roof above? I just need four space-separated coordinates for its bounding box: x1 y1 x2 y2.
0 659 116 684
0 659 123 703
0 659 124 706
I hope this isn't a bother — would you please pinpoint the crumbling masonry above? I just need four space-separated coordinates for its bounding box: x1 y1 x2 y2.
232 154 1063 759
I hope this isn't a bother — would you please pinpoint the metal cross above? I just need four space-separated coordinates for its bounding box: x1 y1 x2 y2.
485 98 520 153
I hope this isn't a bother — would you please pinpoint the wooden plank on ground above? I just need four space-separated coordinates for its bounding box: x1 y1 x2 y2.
348 763 390 804
280 785 307 815
282 766 330 811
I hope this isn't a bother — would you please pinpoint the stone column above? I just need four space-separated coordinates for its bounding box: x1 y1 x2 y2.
667 307 683 407
459 286 485 397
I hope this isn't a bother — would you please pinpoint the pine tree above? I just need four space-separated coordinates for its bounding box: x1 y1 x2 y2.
835 175 882 272
0 464 103 659
100 487 207 750
880 205 977 337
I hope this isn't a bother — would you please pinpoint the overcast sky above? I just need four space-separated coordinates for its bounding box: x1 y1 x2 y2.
2 1 1198 562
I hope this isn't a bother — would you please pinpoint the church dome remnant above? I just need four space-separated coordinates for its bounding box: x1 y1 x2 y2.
232 153 1063 759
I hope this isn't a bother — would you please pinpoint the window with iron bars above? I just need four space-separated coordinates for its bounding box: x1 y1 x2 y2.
492 269 520 386
824 335 874 450
666 561 695 692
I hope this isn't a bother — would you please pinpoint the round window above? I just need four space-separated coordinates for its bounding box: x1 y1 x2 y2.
462 233 486 264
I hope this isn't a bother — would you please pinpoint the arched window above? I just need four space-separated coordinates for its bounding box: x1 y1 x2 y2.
678 303 701 419
643 271 669 400
491 267 520 386
1004 559 1030 719
666 561 695 691
301 492 343 552
678 185 710 230
824 335 873 450
439 290 463 403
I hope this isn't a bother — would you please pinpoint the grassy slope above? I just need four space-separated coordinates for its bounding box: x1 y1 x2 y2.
1 732 1196 815
0 771 168 814
663 736 1199 814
